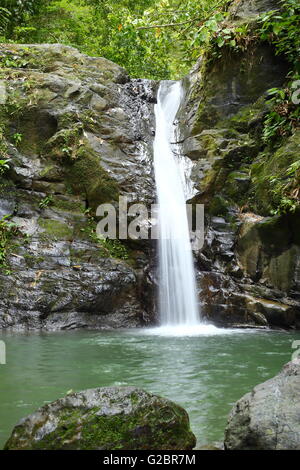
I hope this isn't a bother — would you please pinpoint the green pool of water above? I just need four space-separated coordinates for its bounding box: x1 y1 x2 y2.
0 327 299 448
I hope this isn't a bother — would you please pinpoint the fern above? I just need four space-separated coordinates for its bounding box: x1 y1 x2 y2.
0 6 10 32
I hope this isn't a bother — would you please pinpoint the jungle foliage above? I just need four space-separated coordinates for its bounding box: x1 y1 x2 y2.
0 0 297 80
0 1 298 80
0 0 232 79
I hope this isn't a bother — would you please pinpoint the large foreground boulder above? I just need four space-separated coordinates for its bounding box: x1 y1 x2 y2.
4 387 196 450
224 361 300 450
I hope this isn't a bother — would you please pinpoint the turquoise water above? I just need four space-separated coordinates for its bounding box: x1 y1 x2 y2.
0 328 299 448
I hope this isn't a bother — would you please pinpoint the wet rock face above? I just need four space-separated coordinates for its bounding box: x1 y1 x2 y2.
229 0 282 20
0 251 148 330
196 212 300 329
0 44 157 330
177 1 300 329
184 45 288 135
224 361 300 450
4 387 196 450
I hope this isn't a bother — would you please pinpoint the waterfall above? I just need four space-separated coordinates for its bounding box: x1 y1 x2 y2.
153 80 200 327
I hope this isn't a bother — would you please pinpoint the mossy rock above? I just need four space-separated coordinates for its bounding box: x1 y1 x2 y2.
0 45 43 70
0 44 128 83
51 195 85 214
237 213 292 279
11 109 58 156
38 218 73 240
39 164 62 182
229 0 282 21
219 96 267 134
4 387 196 450
225 170 250 201
0 178 17 199
256 209 300 250
265 245 300 292
191 45 288 134
64 146 119 210
256 215 292 254
46 129 119 210
237 209 300 287
208 195 231 216
250 131 300 215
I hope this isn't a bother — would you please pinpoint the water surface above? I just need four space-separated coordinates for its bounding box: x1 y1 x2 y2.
0 328 299 448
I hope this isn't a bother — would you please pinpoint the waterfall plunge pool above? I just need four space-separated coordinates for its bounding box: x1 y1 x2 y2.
1 327 300 448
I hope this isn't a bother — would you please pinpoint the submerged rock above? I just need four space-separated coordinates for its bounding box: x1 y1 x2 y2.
224 360 300 450
4 387 196 450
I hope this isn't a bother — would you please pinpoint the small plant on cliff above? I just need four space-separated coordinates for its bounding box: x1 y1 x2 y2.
258 1 300 143
39 195 54 209
269 159 300 215
81 210 129 260
0 124 8 159
49 125 84 160
0 159 9 175
4 89 25 117
259 0 300 69
0 215 19 273
0 6 10 33
12 132 23 146
209 20 259 59
99 238 129 260
263 78 300 143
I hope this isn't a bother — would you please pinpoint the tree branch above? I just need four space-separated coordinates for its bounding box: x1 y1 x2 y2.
135 0 229 31
136 18 201 30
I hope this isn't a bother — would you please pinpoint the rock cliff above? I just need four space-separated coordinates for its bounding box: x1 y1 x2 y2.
0 0 299 331
0 44 157 330
177 0 300 329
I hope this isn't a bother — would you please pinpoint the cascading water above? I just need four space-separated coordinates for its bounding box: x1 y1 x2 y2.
153 80 200 327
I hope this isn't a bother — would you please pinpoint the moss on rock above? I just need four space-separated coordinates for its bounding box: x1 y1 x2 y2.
250 131 300 215
38 218 73 240
4 387 196 450
51 196 85 214
219 96 268 133
64 146 119 210
208 195 231 216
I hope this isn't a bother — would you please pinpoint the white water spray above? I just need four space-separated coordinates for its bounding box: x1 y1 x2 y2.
153 80 200 327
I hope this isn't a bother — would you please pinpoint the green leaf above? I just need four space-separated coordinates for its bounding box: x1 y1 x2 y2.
272 23 282 34
206 19 218 32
